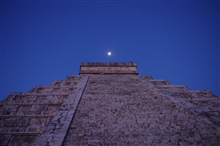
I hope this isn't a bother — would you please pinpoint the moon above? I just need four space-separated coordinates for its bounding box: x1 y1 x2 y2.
108 52 111 56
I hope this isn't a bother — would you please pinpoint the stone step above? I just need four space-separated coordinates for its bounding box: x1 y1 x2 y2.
0 103 62 105
28 86 75 94
0 115 54 117
149 79 170 85
139 75 153 80
0 94 68 105
0 132 42 135
189 90 217 98
157 84 188 89
191 97 219 101
65 75 81 81
50 80 78 87
0 104 61 116
2 92 69 97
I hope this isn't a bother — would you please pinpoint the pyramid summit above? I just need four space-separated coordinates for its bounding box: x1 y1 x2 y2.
79 62 138 75
0 62 220 145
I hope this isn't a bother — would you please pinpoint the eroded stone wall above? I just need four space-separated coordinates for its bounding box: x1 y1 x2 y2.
0 75 81 146
63 75 220 145
1 69 220 145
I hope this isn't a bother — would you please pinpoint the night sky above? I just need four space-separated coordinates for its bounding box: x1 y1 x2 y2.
1 0 219 100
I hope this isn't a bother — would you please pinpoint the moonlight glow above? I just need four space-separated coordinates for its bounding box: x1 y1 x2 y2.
108 52 111 56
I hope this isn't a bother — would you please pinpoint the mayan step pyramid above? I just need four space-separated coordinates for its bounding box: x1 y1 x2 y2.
0 62 220 145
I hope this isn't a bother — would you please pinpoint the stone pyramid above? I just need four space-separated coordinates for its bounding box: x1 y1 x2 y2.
0 62 220 146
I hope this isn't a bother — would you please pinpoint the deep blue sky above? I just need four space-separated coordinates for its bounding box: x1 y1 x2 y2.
1 0 219 100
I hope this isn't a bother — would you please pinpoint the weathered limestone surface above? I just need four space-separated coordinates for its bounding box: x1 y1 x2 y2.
0 75 81 146
34 76 88 146
1 62 220 146
80 62 138 75
63 75 220 145
146 77 220 130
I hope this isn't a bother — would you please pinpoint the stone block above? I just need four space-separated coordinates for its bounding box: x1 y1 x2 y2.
7 135 36 146
0 135 11 146
12 95 38 104
0 105 19 116
1 117 30 127
29 117 50 127
17 105 32 116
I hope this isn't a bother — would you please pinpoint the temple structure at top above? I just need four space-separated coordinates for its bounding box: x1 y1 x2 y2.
79 62 138 75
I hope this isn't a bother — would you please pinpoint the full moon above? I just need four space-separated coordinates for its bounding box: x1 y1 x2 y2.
108 52 111 56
